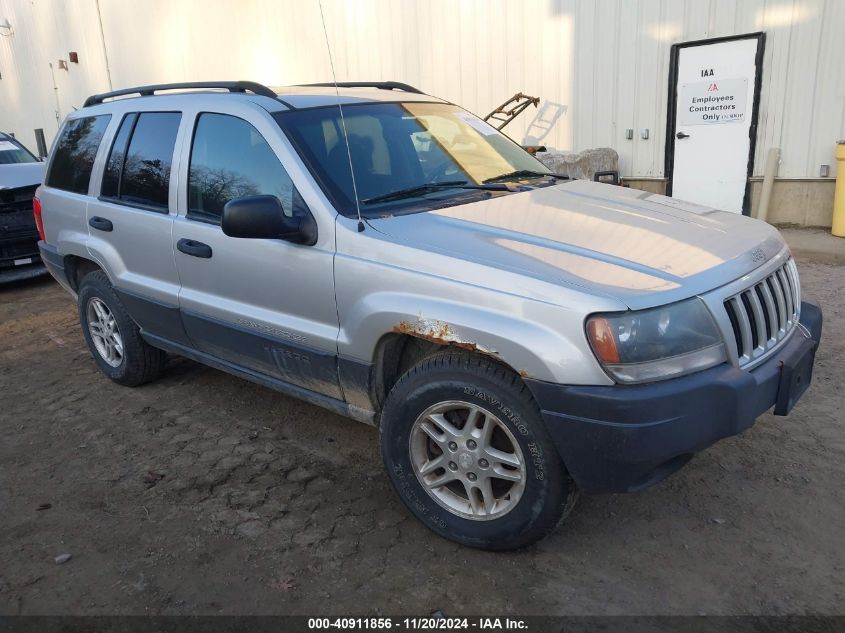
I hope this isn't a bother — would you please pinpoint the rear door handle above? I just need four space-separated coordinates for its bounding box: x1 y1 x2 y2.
177 238 213 259
676 131 691 139
89 216 113 232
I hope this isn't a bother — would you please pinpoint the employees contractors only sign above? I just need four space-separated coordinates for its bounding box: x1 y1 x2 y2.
677 77 748 125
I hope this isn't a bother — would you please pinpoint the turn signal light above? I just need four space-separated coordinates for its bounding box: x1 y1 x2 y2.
586 316 620 364
32 196 45 241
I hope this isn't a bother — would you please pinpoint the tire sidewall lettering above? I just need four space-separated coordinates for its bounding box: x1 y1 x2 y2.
462 387 545 482
392 462 447 529
464 386 529 436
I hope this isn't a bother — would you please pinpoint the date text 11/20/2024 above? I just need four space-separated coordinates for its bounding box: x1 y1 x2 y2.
307 617 528 630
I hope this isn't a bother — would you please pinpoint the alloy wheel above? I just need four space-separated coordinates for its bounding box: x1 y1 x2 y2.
86 297 124 367
409 400 526 521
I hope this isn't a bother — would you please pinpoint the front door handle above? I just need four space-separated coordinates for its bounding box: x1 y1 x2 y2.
676 131 691 139
177 238 213 259
89 216 113 232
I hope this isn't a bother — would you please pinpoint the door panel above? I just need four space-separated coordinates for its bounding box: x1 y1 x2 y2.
172 110 341 398
87 199 187 341
173 218 341 397
669 35 762 214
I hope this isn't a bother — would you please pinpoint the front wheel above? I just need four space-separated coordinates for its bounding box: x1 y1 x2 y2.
380 351 577 550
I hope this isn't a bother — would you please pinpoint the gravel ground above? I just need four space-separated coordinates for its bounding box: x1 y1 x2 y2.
0 236 843 616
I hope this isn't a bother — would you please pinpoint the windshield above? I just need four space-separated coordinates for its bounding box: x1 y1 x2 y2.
0 138 38 165
276 102 551 217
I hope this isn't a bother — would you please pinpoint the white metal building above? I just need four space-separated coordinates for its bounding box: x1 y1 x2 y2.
1 0 843 225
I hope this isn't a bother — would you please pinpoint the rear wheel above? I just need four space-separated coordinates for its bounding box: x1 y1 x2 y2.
380 351 577 550
77 271 166 386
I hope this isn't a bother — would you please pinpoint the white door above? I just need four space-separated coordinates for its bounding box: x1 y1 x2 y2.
669 35 762 214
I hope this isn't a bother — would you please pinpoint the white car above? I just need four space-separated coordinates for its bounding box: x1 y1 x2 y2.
0 132 45 282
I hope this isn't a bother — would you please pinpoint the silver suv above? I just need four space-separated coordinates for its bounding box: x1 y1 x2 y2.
36 81 822 550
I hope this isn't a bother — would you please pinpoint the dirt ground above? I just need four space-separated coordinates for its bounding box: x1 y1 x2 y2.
1 229 843 616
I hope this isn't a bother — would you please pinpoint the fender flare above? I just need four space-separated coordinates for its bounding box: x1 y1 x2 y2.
338 292 613 386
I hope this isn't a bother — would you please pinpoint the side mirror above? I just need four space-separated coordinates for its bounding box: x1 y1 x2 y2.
221 195 316 245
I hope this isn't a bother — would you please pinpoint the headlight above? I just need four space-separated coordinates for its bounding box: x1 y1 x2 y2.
585 298 727 384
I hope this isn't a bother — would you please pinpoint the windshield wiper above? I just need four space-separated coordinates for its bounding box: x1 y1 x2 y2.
483 170 567 184
360 181 507 205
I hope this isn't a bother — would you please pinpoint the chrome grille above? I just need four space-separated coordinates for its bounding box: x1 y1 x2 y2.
723 259 801 367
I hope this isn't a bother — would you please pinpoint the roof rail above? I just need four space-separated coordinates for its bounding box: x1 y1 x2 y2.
300 81 424 94
82 81 278 108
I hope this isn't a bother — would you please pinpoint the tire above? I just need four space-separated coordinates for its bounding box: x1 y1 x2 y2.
380 350 577 550
77 270 166 386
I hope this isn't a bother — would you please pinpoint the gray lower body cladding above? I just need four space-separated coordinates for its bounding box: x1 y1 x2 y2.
40 240 375 422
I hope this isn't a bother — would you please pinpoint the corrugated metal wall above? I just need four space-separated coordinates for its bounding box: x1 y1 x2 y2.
1 0 843 178
0 0 111 144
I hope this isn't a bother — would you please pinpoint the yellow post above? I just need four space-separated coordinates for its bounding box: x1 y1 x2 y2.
833 141 845 237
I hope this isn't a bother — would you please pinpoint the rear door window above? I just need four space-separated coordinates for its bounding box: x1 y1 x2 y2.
101 112 181 212
46 115 111 194
101 113 135 198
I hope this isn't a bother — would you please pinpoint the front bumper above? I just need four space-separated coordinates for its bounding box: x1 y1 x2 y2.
0 232 45 283
527 299 823 494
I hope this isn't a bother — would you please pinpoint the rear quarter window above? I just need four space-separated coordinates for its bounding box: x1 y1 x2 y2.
46 115 111 194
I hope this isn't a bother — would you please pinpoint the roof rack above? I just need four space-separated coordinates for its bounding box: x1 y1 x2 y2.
82 81 278 108
299 81 424 94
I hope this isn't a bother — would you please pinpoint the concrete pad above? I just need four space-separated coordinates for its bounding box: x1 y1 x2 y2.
778 226 845 266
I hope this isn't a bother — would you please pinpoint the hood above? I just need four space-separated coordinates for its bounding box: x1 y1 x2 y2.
369 179 787 310
0 163 44 190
